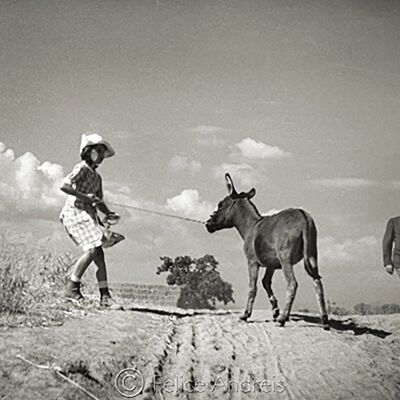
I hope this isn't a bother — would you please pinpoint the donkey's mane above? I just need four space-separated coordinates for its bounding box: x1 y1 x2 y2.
246 198 262 218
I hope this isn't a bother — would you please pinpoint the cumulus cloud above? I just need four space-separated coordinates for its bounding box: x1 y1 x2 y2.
234 138 291 159
189 125 227 147
310 178 378 189
319 235 379 265
166 190 213 220
213 163 257 187
168 155 202 174
189 125 226 135
0 143 65 219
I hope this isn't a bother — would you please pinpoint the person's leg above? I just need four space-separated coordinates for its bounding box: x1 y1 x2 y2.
94 247 109 292
73 248 97 280
93 247 113 306
93 247 123 309
65 248 97 300
93 246 108 285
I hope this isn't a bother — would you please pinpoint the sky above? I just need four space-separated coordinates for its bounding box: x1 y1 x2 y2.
1 0 400 311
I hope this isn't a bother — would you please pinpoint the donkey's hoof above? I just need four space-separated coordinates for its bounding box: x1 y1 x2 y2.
239 313 249 322
272 309 280 322
276 317 286 327
322 315 330 330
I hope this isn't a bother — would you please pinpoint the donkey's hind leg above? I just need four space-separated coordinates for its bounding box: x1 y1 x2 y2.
277 261 298 327
240 261 260 321
304 258 329 330
262 267 279 321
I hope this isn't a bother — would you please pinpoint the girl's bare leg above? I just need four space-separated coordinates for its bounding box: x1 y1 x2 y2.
65 248 97 300
93 247 112 304
93 247 108 286
72 248 97 280
93 247 120 308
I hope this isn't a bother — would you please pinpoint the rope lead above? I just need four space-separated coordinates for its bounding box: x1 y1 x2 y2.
108 201 206 225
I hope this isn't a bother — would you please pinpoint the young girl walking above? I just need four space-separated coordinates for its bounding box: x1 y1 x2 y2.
60 133 123 307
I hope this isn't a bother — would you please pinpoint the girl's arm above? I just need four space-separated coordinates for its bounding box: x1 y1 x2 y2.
96 200 114 216
94 177 115 216
60 182 100 205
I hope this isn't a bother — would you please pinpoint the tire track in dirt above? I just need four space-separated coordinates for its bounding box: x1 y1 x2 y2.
194 315 241 400
219 318 289 400
150 314 289 400
140 316 197 400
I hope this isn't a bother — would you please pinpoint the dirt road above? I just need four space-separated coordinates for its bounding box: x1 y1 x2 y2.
1 307 400 399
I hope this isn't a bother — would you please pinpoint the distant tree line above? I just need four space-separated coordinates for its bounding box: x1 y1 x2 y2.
297 301 400 316
352 302 400 315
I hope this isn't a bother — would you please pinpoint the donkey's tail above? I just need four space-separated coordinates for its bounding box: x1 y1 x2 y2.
299 209 321 279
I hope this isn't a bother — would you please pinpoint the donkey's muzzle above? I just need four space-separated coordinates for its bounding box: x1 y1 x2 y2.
206 224 216 233
205 218 216 233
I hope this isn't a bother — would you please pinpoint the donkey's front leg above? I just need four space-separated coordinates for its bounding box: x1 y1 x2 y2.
239 262 260 321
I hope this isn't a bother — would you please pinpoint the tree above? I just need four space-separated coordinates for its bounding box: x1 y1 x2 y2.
156 254 235 309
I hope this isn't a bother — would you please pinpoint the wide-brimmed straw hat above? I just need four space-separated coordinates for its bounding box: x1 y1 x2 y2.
80 133 115 158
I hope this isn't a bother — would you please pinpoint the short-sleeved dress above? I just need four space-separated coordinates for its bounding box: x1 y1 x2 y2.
60 161 105 251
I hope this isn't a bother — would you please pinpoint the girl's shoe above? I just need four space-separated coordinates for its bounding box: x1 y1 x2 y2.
100 294 112 307
65 280 84 301
100 294 123 310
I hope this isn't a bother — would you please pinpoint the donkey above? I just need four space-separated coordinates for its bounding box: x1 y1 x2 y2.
206 173 329 330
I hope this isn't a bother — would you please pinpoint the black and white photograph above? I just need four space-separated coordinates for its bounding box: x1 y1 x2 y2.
1 1 399 399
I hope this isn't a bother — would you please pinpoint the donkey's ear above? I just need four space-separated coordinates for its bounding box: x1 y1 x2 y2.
225 173 237 195
246 188 256 199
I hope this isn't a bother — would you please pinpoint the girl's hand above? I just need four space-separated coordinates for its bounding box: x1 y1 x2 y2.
86 193 101 206
107 212 121 222
103 212 120 226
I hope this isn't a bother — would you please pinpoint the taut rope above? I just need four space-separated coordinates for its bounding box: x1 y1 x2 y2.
108 201 206 225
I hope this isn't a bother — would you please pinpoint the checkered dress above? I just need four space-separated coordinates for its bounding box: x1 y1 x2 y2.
60 161 105 251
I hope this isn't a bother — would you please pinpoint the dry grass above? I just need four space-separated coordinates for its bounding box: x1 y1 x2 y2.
0 236 99 327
